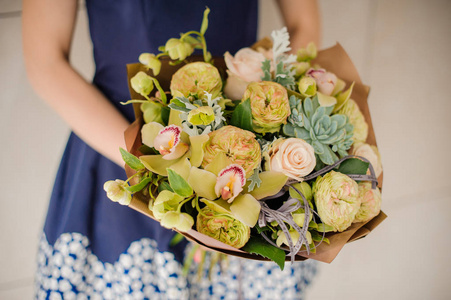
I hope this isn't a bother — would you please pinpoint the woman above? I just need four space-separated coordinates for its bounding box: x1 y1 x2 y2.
23 0 321 299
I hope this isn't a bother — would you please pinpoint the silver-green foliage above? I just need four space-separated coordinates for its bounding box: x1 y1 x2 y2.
283 96 353 166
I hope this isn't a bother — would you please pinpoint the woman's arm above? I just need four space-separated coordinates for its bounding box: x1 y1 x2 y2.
22 0 129 167
276 0 321 50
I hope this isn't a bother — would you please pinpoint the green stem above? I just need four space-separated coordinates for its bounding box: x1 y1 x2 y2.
179 31 211 63
177 196 194 213
124 169 146 185
120 99 148 105
150 77 167 104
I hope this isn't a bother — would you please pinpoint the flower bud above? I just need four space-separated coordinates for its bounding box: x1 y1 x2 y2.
139 53 162 76
187 106 215 126
130 71 154 97
103 180 131 205
306 68 337 96
294 61 311 76
298 76 317 98
165 38 194 61
141 101 164 124
297 42 317 62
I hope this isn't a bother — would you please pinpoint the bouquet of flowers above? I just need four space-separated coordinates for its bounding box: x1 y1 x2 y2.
104 8 386 269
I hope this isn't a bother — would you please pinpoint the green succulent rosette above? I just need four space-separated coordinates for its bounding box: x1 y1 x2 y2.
243 81 291 134
283 96 354 167
336 99 368 144
202 125 261 176
354 182 382 223
170 62 222 99
197 206 250 249
313 171 360 232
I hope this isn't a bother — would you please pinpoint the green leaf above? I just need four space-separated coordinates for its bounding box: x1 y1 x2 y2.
337 158 369 175
120 148 145 170
200 7 210 35
311 231 330 244
261 59 272 81
124 176 153 193
167 169 193 197
242 236 286 270
230 99 253 131
317 223 335 233
158 181 174 193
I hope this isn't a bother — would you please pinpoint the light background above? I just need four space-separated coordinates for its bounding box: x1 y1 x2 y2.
0 0 450 299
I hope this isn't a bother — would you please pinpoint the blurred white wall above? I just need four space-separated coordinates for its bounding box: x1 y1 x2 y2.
0 0 450 298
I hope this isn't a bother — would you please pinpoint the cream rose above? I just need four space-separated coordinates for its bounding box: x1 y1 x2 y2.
352 143 383 177
269 138 316 180
224 48 266 100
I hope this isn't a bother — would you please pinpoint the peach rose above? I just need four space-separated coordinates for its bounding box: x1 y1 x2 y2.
352 143 383 177
224 48 266 100
269 138 316 180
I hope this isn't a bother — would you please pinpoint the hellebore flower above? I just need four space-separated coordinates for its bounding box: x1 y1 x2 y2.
139 53 162 76
103 180 132 206
160 211 194 232
313 171 360 232
268 138 316 181
196 206 250 249
187 106 215 126
141 123 189 160
223 47 266 100
337 99 368 144
297 42 317 62
170 62 222 99
353 182 382 223
243 81 291 134
130 71 153 97
276 228 312 248
165 38 194 61
298 76 317 98
202 125 261 176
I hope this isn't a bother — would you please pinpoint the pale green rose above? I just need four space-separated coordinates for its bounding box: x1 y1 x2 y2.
160 211 194 232
337 99 368 144
152 190 185 220
202 125 261 176
130 71 153 97
243 81 291 134
139 53 162 75
170 62 222 99
298 76 317 98
141 101 164 124
187 106 215 126
103 180 131 206
165 38 194 61
313 171 360 232
353 182 382 223
196 206 250 249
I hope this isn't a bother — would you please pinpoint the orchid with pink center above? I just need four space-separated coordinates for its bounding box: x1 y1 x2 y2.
215 164 246 203
306 68 337 96
142 123 189 160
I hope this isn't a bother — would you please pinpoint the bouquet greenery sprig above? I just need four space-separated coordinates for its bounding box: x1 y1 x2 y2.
104 8 383 268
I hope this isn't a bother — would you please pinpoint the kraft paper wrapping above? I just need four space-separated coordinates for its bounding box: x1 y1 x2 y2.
123 43 387 263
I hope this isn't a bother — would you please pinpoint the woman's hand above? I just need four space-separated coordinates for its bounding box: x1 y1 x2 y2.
22 0 129 167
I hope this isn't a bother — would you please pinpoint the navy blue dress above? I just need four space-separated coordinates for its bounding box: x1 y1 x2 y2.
34 1 316 299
